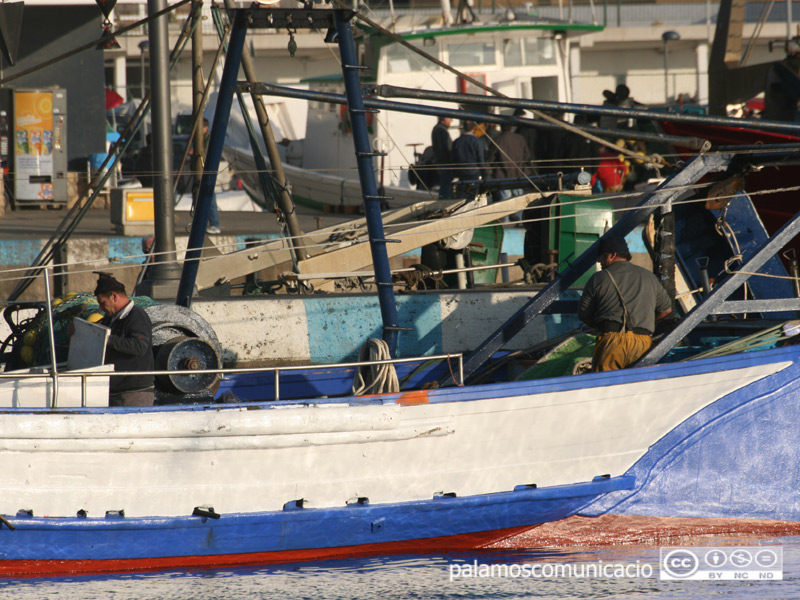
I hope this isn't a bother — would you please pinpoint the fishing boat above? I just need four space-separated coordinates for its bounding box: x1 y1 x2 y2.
3 4 800 579
223 7 601 211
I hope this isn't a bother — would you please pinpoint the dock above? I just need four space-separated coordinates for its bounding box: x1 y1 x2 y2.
0 204 358 301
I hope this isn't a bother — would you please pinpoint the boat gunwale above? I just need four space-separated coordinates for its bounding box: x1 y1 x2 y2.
0 343 795 416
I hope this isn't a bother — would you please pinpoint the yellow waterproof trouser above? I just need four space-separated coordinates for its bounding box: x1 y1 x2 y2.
592 331 653 372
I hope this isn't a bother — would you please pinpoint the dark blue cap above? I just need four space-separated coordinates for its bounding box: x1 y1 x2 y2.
597 235 629 256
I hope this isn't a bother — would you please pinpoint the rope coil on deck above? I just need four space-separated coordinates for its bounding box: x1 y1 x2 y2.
352 338 399 396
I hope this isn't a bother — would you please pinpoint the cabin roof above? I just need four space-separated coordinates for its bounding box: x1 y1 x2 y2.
356 21 603 43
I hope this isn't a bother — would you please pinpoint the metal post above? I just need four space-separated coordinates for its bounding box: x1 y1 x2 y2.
785 250 800 298
662 31 680 105
191 0 205 200
663 38 669 104
139 40 149 144
334 10 400 356
248 81 711 152
146 0 182 296
176 9 248 307
369 83 800 135
43 267 58 408
697 257 716 322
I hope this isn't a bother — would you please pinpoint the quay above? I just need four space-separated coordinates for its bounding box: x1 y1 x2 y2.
0 203 357 301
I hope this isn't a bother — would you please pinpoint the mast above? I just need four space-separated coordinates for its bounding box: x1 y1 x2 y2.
333 10 400 356
140 0 182 299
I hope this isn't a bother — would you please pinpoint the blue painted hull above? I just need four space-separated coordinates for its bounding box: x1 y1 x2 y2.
583 348 800 522
0 477 632 576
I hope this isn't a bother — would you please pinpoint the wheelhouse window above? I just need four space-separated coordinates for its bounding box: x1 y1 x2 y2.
384 39 438 74
502 37 556 67
448 42 496 67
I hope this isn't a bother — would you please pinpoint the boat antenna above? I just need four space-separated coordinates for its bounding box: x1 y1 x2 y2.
337 0 666 167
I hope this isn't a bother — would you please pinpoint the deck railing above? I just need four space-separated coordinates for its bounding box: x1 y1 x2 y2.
0 352 465 408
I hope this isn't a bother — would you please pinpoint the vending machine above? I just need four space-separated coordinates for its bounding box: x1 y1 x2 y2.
11 88 67 205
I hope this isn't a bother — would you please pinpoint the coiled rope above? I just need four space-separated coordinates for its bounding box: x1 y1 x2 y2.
352 338 400 396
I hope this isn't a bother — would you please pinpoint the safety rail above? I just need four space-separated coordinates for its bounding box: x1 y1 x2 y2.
0 352 464 408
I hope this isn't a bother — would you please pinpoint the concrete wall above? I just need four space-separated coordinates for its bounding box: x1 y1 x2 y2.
192 290 582 365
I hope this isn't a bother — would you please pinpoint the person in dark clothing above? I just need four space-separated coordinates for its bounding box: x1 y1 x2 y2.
487 122 531 219
600 84 640 130
135 133 155 188
513 108 537 168
535 111 571 175
578 236 672 372
201 118 221 234
487 122 531 182
94 272 155 407
431 116 453 198
450 120 486 198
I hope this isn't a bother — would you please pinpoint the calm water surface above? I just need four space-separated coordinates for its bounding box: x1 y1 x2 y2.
2 537 798 600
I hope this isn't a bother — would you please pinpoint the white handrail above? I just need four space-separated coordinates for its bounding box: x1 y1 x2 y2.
0 353 465 404
43 267 59 408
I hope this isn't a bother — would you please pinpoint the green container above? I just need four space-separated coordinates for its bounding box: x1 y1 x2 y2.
468 224 504 285
548 194 613 287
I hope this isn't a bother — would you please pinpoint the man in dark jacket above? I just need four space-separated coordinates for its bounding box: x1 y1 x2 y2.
431 116 453 198
487 121 531 220
94 272 155 407
451 120 486 198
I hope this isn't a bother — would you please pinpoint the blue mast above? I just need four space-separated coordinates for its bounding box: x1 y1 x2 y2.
333 10 400 356
176 9 247 307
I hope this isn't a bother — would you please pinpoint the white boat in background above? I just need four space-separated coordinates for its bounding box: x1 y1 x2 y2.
217 15 600 210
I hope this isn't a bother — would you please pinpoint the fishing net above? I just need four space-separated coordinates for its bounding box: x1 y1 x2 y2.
10 292 158 369
516 333 596 380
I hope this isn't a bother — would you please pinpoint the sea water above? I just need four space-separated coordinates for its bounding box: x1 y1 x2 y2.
1 537 798 600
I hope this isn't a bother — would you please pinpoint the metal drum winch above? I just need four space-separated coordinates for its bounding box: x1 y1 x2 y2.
155 336 221 395
145 304 223 403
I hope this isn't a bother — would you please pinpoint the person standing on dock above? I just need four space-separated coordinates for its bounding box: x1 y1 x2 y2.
431 116 453 198
201 118 221 234
578 236 672 372
94 272 155 407
450 120 486 199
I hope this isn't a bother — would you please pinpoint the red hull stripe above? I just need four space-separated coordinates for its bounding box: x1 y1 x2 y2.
0 525 532 578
